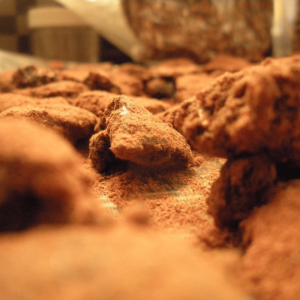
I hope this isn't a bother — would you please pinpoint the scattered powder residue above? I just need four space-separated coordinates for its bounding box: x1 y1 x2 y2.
91 155 224 237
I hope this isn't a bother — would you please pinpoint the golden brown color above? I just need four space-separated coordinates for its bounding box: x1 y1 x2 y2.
0 120 107 232
239 180 300 300
0 105 97 146
89 96 193 171
183 56 300 167
0 94 69 113
0 225 249 300
14 80 89 99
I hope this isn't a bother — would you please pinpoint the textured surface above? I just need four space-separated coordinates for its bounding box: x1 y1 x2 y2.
89 96 193 170
0 104 97 145
183 56 300 167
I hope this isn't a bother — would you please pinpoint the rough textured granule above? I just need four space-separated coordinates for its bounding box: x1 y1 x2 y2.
0 94 70 112
73 90 170 116
12 65 58 88
0 105 97 146
89 96 193 171
13 80 89 99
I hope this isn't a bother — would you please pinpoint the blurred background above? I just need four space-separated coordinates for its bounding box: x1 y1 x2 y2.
0 0 132 64
0 0 297 67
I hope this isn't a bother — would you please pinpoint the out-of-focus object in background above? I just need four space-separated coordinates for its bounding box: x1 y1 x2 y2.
56 0 273 63
122 0 273 63
28 6 99 62
272 0 298 57
0 49 47 72
55 0 140 61
56 0 300 63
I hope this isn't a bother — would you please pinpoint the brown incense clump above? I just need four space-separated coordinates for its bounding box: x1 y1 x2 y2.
0 105 97 146
0 94 69 113
117 63 151 82
72 90 115 115
12 65 58 88
60 69 90 83
130 95 171 114
71 66 147 96
89 130 124 173
149 58 202 78
239 180 300 300
203 55 251 73
145 77 175 99
13 80 89 99
175 73 215 102
73 90 170 117
145 59 200 100
84 71 121 94
110 69 145 96
0 120 108 232
89 96 193 172
0 225 250 300
183 56 300 166
207 154 277 232
156 97 198 138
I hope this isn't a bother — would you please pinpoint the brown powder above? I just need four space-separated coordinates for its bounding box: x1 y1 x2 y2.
91 156 224 237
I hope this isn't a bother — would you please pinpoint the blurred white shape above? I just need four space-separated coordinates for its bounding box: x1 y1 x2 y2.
56 0 140 59
0 49 47 72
